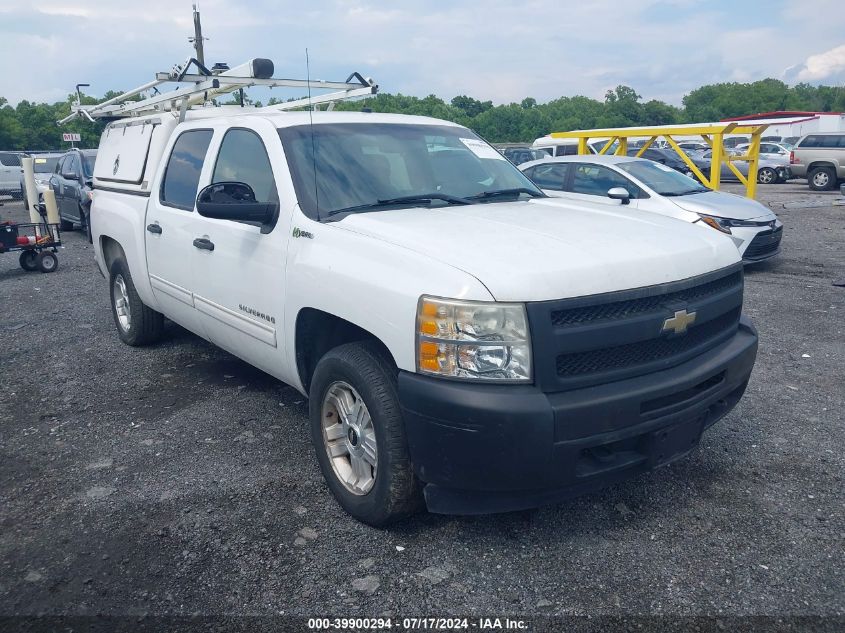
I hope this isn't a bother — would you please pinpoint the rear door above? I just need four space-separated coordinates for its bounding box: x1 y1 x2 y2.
188 123 290 378
144 127 214 333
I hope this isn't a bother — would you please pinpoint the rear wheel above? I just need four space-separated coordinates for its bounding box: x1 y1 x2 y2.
757 167 776 184
809 166 836 191
109 258 164 346
309 342 423 526
19 251 38 271
37 251 58 273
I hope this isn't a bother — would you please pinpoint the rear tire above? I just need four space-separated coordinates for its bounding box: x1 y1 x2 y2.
808 166 836 191
309 342 423 526
19 251 38 271
60 216 73 231
81 207 93 243
757 167 776 184
36 251 58 273
109 258 164 346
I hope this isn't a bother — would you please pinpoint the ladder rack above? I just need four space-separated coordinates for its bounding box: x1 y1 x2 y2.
57 57 378 124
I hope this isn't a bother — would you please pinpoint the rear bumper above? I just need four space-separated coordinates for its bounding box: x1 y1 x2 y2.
399 317 758 515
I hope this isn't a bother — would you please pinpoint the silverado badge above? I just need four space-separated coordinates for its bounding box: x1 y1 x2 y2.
662 309 697 335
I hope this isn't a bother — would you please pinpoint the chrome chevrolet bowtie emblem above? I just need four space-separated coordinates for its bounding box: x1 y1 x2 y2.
662 309 697 335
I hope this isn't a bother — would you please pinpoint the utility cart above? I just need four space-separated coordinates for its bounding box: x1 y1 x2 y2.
0 220 61 273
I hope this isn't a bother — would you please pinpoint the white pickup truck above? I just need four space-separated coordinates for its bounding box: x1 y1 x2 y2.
91 109 758 525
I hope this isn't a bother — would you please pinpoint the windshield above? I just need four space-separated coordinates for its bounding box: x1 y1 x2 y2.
33 157 59 173
617 160 709 196
81 151 97 178
278 123 542 220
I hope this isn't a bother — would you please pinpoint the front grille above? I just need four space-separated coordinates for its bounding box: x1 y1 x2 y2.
551 271 742 327
555 308 740 378
526 265 745 392
743 226 782 260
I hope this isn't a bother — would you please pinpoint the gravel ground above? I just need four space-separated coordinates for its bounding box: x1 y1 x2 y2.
0 184 843 627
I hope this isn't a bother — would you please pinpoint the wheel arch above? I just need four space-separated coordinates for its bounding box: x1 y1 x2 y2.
99 235 126 273
807 161 837 173
295 308 398 394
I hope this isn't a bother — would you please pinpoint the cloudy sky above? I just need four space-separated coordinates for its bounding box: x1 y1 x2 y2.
1 0 844 108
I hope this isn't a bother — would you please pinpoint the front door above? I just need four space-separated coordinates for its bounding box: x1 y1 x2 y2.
190 126 289 379
561 163 642 209
145 127 214 334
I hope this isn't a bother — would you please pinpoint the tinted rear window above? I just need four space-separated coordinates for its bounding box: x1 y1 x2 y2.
798 135 845 148
0 152 21 167
160 130 213 210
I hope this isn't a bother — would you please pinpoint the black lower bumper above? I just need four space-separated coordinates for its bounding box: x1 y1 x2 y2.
399 317 758 514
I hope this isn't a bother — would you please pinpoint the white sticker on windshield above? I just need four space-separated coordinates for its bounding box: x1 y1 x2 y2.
460 138 506 161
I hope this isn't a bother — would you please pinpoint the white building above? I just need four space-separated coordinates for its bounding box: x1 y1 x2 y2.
720 111 845 142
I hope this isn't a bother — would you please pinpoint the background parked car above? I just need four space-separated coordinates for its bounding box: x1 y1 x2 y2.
19 153 63 208
690 149 790 184
626 147 688 174
500 147 550 165
49 149 97 239
0 151 23 198
676 141 710 153
789 132 845 191
519 155 783 263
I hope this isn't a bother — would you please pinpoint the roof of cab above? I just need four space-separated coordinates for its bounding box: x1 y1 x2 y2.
108 109 465 130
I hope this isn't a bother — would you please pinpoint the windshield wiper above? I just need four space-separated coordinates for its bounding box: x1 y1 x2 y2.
325 193 473 218
468 187 545 201
662 188 709 196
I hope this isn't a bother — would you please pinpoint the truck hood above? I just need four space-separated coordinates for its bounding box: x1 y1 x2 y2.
669 191 775 221
335 199 741 302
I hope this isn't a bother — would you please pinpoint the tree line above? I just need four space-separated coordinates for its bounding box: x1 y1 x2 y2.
2 78 844 150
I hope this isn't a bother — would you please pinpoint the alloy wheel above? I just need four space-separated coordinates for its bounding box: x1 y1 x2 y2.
320 381 378 495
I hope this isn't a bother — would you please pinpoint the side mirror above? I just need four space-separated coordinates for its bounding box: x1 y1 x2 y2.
62 171 78 181
196 182 277 233
607 187 631 205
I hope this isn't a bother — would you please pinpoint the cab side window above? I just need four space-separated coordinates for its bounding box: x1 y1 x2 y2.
212 129 278 205
570 164 641 198
161 129 214 211
65 154 78 177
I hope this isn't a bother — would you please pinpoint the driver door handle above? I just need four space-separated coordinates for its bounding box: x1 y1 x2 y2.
146 223 162 234
193 237 215 251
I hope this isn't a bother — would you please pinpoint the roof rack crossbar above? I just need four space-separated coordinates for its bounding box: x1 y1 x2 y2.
57 57 378 124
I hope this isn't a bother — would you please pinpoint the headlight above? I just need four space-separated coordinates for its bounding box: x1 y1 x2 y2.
416 296 532 382
697 213 732 234
698 214 772 234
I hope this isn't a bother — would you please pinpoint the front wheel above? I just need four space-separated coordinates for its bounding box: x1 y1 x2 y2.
309 342 423 526
37 251 58 273
757 167 776 184
109 258 164 346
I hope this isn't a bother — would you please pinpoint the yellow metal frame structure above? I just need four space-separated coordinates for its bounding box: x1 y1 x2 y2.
551 123 770 198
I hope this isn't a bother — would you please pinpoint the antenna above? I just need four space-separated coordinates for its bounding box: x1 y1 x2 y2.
189 4 207 66
306 48 320 219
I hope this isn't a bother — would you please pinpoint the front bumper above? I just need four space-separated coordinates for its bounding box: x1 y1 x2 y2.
736 224 783 263
399 317 758 514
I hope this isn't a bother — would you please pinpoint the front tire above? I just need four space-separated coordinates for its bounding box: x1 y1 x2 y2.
809 166 836 191
309 342 423 526
37 251 58 273
109 258 164 346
